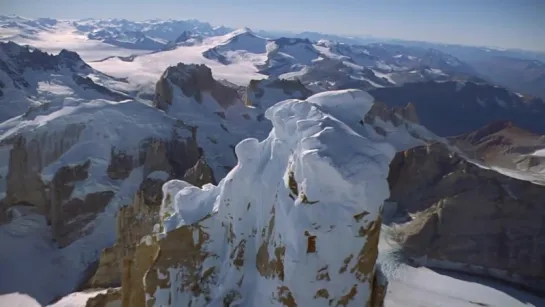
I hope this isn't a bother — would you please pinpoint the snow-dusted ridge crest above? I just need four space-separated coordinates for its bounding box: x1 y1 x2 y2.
161 89 394 229
153 89 392 306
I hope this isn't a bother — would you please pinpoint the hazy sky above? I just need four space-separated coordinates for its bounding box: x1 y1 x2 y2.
3 0 545 51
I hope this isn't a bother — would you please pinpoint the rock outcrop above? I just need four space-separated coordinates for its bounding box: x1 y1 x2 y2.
154 63 241 111
364 100 419 126
88 157 215 289
388 142 545 292
162 31 203 51
87 176 165 289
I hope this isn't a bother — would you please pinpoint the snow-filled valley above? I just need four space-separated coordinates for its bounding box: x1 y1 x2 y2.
90 33 268 87
1 14 545 307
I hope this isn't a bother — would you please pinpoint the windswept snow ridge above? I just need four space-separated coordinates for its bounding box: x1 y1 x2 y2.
532 148 545 157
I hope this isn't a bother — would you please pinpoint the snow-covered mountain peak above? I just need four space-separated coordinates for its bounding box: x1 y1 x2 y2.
230 27 255 36
141 89 392 306
0 40 24 55
158 62 212 87
202 28 268 65
316 39 334 47
56 48 89 68
221 27 265 47
174 30 194 43
0 15 57 29
161 30 204 50
0 42 133 121
266 37 316 54
0 42 89 72
273 36 313 47
212 25 232 33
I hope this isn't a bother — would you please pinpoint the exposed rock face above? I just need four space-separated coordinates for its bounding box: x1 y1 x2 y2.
72 74 131 101
244 77 312 109
162 31 203 50
369 267 388 307
151 63 319 182
454 120 545 159
0 118 204 247
88 157 215 290
0 42 90 84
154 63 241 111
452 120 545 185
369 80 545 136
181 157 215 187
1 124 86 225
364 100 419 127
388 142 545 292
88 177 166 289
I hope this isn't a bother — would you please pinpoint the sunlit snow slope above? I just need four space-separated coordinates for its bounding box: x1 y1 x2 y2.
91 33 267 87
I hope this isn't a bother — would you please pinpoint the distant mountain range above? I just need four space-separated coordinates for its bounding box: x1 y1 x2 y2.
2 14 544 101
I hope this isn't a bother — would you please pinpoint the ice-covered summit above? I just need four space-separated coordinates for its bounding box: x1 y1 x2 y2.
126 90 392 306
202 27 268 65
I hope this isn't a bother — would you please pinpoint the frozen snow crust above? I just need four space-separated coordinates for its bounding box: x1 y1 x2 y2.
158 89 394 306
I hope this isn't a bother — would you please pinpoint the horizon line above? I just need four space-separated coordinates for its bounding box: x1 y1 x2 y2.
2 14 545 53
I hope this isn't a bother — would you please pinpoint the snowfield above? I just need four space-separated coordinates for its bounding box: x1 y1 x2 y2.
5 22 151 62
90 33 267 87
